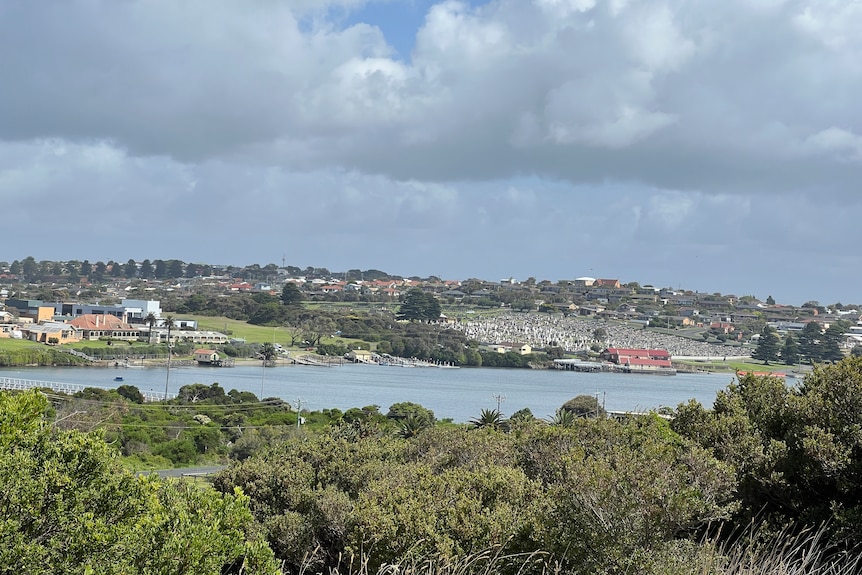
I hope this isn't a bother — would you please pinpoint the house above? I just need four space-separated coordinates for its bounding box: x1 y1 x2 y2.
594 279 622 288
601 348 671 364
600 348 674 373
490 342 532 355
193 349 220 364
69 314 141 341
579 305 605 316
23 322 80 344
513 343 532 355
346 349 376 363
670 316 698 327
150 329 228 345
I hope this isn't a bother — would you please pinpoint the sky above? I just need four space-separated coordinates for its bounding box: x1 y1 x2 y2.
1 0 861 306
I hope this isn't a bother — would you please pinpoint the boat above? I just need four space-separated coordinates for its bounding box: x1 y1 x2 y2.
114 376 124 382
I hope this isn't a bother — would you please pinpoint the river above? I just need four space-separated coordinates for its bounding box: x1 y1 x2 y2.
0 363 737 422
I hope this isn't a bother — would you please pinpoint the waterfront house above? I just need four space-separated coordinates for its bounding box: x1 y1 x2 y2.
193 349 220 364
69 314 140 341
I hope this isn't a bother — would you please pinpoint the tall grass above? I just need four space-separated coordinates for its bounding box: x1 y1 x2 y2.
289 526 861 575
705 523 862 575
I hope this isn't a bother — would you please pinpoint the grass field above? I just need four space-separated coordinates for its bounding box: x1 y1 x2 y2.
676 357 805 374
0 338 45 351
182 315 367 349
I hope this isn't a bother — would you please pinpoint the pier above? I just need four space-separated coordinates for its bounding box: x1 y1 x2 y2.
0 376 175 401
553 359 608 372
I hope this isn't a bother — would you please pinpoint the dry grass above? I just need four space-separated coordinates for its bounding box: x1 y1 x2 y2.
283 526 861 575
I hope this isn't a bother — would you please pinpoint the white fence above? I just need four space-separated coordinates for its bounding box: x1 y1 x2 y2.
0 377 174 402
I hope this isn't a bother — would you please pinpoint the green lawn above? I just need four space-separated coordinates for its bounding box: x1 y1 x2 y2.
676 358 799 373
0 338 45 351
180 315 365 349
183 315 281 343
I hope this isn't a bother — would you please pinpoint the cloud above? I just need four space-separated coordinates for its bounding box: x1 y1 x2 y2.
0 0 858 199
2 0 862 303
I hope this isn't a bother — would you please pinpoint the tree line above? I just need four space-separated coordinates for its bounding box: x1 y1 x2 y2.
752 320 853 365
1 257 403 283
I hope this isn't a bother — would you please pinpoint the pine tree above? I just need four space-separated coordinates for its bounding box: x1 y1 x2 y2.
798 321 823 363
752 325 780 365
781 333 800 366
820 325 846 362
397 288 441 321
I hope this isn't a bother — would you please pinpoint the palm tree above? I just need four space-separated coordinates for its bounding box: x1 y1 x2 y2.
469 408 508 431
144 312 157 345
162 315 175 347
260 342 277 365
162 315 175 401
397 414 433 438
550 408 576 427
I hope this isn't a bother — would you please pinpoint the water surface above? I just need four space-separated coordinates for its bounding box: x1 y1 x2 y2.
0 364 736 422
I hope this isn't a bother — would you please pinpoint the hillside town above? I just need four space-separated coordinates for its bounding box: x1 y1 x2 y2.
1 258 861 363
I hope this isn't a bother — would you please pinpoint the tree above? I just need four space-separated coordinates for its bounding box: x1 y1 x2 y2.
396 414 433 438
561 394 605 418
386 402 435 425
162 315 175 347
752 325 780 365
93 261 108 281
154 259 167 279
109 261 123 277
248 302 286 326
116 384 144 404
21 256 37 281
510 407 535 423
397 288 441 322
674 358 862 543
80 260 92 277
0 390 279 574
303 316 335 347
550 408 576 427
469 408 507 431
781 333 800 366
125 258 138 278
259 343 277 363
820 324 846 362
280 283 304 307
139 259 153 279
168 259 185 278
144 312 158 344
766 295 776 305
798 321 823 363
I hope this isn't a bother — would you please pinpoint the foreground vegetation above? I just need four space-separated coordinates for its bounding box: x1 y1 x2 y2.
6 357 862 573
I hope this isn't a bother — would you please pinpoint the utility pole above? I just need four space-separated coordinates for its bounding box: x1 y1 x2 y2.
260 354 266 399
163 320 173 402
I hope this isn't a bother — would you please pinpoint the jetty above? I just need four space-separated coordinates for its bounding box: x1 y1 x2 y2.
0 376 174 401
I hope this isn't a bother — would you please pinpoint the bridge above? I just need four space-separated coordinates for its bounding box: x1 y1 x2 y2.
0 376 175 402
